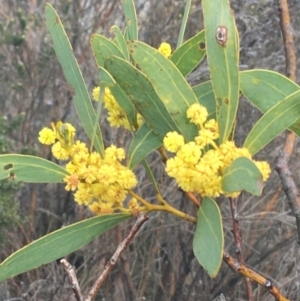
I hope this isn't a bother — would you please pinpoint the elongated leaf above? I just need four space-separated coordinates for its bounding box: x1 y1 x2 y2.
121 0 138 40
0 154 68 183
127 41 198 142
193 197 223 278
171 30 206 77
105 56 181 139
192 81 216 119
244 90 300 155
111 25 130 61
90 34 124 67
222 157 263 195
99 67 137 128
0 214 130 282
202 0 239 142
176 0 192 48
45 4 104 156
240 69 300 135
128 123 163 169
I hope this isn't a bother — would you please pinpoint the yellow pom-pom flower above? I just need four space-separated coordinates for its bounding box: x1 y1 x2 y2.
92 86 100 101
52 141 70 160
254 161 271 181
187 103 208 125
38 128 56 145
158 42 172 58
163 103 271 198
163 131 185 153
177 142 202 165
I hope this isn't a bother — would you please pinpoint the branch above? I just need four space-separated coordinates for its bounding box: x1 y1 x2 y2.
275 0 300 243
229 197 253 301
85 214 149 301
223 252 291 301
61 259 83 301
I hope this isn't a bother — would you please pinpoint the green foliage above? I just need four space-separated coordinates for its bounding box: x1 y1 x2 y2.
45 4 104 157
127 40 199 142
202 0 239 143
0 214 130 282
240 70 300 135
1 0 300 284
171 30 206 77
193 197 224 278
222 157 263 195
128 123 163 169
0 154 69 183
244 90 300 155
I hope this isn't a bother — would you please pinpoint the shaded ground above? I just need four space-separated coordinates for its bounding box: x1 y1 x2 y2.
0 0 300 300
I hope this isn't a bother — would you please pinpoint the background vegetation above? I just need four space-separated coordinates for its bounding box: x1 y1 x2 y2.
0 0 300 300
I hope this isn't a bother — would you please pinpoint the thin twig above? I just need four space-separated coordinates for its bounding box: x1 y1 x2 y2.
61 259 84 301
229 197 253 301
85 214 149 301
275 0 300 243
277 0 296 81
223 252 291 301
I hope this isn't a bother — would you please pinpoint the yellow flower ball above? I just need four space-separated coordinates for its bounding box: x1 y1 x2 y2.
158 42 172 58
177 142 202 165
38 128 56 145
187 103 208 125
255 160 271 181
51 141 69 160
164 131 185 153
92 86 100 101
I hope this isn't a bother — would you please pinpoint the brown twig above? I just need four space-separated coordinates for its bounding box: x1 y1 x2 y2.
223 252 291 301
85 214 149 301
277 0 296 81
186 192 200 207
61 259 84 301
275 0 300 243
229 197 253 301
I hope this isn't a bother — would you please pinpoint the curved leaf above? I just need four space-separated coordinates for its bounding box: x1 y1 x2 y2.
192 81 216 119
111 25 130 61
222 157 263 195
0 154 68 183
127 40 198 142
171 30 206 77
105 56 181 139
244 90 300 155
0 213 130 282
176 0 192 48
128 123 163 169
202 0 239 142
90 34 124 67
45 4 104 156
240 69 300 135
121 0 138 40
193 197 223 278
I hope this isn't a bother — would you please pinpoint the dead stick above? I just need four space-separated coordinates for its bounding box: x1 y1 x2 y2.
223 252 291 301
85 214 149 301
61 258 84 301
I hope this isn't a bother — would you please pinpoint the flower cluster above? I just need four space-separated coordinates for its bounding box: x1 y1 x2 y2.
39 122 137 215
158 42 172 58
164 103 271 198
39 121 76 160
93 87 142 130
